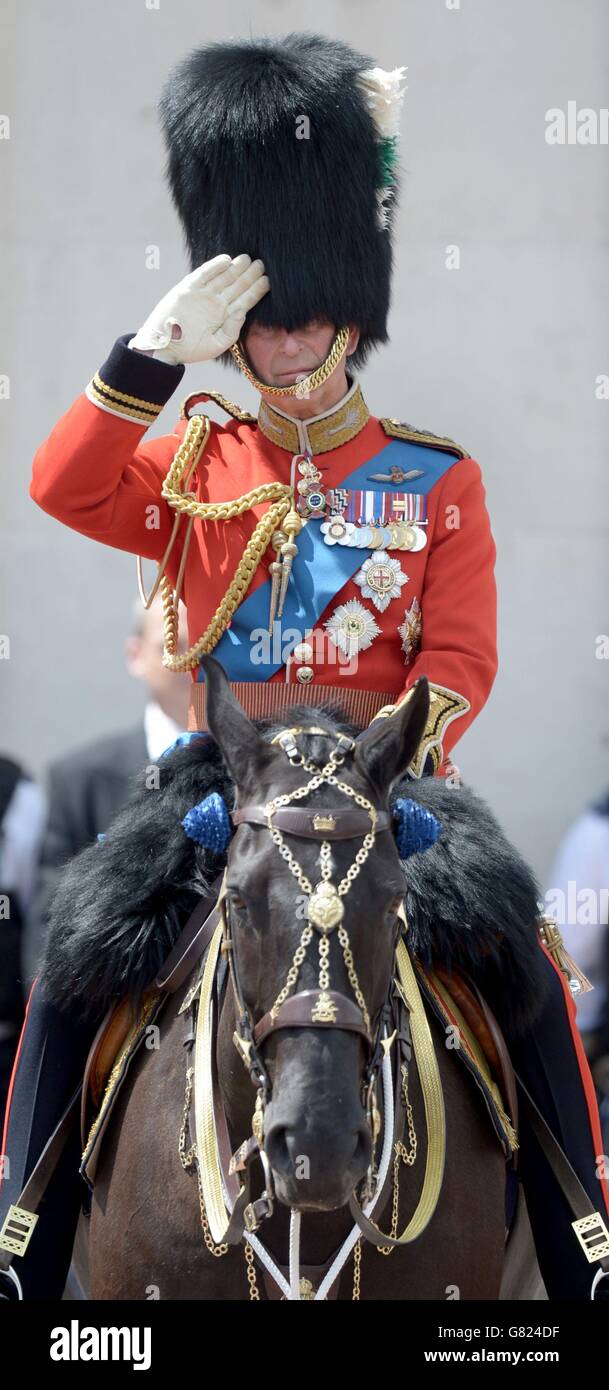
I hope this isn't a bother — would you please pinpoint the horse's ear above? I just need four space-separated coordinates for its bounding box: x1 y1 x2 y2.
354 677 430 796
199 654 275 787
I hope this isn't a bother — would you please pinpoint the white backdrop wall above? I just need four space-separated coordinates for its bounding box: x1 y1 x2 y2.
1 0 608 885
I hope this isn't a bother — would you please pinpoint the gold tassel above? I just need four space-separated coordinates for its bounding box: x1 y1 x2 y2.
491 1090 519 1154
267 528 287 633
537 916 594 996
277 507 303 618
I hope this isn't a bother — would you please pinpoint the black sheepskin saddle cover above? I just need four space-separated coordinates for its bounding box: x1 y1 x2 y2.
40 711 549 1037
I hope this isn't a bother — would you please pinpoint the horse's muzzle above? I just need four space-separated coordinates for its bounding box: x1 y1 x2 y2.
264 1115 372 1211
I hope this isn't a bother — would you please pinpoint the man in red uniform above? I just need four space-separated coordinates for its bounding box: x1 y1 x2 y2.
1 33 608 1300
26 262 496 776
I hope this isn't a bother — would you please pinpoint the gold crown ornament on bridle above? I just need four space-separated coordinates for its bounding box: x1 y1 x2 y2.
136 328 351 667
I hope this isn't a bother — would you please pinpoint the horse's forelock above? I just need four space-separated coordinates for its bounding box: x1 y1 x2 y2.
253 703 367 789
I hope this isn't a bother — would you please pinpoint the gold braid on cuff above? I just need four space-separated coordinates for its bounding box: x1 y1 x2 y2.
230 326 350 397
370 682 471 778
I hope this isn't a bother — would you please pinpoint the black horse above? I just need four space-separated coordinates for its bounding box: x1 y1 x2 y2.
41 657 547 1298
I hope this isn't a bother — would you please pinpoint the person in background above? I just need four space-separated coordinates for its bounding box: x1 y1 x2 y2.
0 758 46 1118
21 595 190 990
546 787 609 1149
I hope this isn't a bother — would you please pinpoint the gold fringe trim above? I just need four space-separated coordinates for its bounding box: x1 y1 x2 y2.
425 967 519 1155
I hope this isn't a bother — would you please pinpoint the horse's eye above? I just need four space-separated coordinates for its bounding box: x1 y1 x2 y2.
228 891 247 912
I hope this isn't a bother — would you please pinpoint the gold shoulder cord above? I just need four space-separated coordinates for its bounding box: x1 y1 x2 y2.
137 413 295 672
137 329 351 673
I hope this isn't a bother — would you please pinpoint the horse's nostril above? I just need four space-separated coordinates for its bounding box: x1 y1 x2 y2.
264 1124 292 1176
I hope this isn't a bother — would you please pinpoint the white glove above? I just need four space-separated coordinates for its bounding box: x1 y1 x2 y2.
128 253 270 365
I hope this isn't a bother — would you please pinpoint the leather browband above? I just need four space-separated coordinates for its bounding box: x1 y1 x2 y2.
231 805 391 839
253 990 371 1048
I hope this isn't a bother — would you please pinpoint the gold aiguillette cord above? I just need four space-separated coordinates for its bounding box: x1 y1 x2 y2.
136 415 211 614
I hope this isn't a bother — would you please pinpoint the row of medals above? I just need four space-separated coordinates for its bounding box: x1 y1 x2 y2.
295 456 427 553
285 455 425 681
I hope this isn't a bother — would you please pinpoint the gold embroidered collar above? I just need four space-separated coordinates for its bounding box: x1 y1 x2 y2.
257 376 370 456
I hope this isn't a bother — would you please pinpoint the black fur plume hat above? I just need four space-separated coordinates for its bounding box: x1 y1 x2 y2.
158 33 407 370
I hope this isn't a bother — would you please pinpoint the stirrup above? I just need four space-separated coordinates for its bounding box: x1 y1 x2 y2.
591 1267 609 1300
0 1265 23 1300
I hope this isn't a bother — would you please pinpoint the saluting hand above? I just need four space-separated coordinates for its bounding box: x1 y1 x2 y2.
129 253 270 365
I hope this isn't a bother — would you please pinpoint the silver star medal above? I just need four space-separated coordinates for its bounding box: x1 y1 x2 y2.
397 597 422 662
353 550 409 613
324 598 382 656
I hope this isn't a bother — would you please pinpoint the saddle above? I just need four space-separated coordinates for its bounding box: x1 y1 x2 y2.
80 879 225 1184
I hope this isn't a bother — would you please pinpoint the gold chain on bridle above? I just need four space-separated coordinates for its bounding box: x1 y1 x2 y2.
263 729 379 1033
377 1062 418 1256
179 726 433 1295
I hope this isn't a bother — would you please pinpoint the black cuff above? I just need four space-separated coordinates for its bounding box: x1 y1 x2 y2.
86 333 186 425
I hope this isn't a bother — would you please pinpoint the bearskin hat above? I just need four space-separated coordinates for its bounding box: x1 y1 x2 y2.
158 33 405 370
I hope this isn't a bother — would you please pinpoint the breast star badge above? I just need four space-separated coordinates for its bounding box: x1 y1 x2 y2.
353 551 409 612
397 597 422 663
324 598 382 657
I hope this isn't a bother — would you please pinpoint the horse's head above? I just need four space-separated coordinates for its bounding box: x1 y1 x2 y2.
201 655 430 1213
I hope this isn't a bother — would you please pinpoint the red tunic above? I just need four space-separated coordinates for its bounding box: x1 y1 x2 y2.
29 335 498 776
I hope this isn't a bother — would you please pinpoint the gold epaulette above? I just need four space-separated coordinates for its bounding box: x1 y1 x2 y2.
380 418 468 460
180 389 256 424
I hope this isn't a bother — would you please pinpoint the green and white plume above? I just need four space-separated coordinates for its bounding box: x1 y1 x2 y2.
356 65 408 227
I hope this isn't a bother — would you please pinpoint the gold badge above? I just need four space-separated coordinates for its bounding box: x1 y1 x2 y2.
308 881 344 931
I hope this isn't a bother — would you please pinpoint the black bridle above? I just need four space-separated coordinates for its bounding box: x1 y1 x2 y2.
218 729 408 1234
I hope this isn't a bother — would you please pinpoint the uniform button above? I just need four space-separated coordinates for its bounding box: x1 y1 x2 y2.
296 666 314 684
293 641 314 663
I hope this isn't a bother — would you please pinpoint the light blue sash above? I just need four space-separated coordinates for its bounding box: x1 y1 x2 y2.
198 438 457 682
